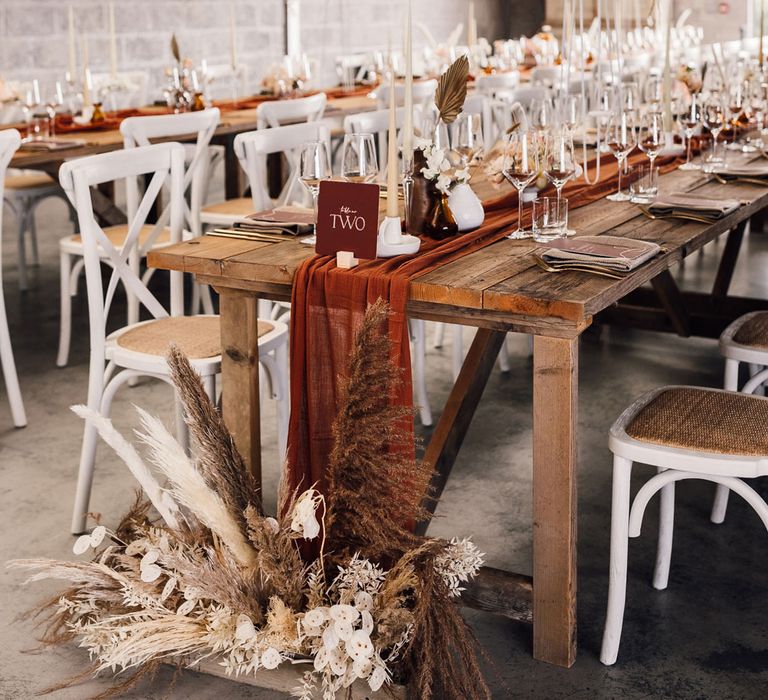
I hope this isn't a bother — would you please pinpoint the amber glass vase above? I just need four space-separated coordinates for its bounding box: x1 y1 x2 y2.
423 182 458 240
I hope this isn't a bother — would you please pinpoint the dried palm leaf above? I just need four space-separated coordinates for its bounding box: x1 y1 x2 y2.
435 55 469 125
170 34 181 63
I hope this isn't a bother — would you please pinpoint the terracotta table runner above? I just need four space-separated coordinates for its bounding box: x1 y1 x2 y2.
286 149 682 500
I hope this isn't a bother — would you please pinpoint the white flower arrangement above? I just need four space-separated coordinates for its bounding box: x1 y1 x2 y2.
417 138 472 195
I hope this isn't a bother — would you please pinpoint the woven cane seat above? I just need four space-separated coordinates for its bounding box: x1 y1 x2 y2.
115 317 274 359
625 387 768 457
732 312 768 350
68 224 172 247
202 197 254 217
5 173 58 190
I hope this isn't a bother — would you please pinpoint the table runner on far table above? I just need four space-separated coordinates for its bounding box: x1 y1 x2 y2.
285 149 682 508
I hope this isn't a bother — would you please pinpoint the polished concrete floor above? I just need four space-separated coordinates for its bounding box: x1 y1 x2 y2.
1 191 767 699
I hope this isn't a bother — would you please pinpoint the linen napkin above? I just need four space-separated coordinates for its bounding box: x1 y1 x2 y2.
19 139 85 151
540 235 661 273
234 205 315 236
713 162 768 180
647 193 740 220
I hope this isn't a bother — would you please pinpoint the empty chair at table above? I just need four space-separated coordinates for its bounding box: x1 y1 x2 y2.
343 106 421 174
56 108 221 367
61 141 289 533
475 71 520 97
201 63 250 102
376 78 437 112
600 385 768 665
0 129 27 428
90 70 149 110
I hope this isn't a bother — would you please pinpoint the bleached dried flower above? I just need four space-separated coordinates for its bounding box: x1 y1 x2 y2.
434 537 484 597
303 607 327 628
345 630 374 661
73 525 108 555
335 554 385 595
368 664 388 692
261 647 282 669
353 590 373 612
290 490 323 540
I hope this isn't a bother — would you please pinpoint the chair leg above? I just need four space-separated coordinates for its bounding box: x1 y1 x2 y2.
199 284 214 315
410 319 433 427
451 325 463 381
17 207 29 291
497 333 510 373
274 342 289 464
57 250 73 367
71 356 106 534
432 321 445 348
0 290 26 427
653 475 675 591
600 455 633 666
28 200 40 266
711 358 740 524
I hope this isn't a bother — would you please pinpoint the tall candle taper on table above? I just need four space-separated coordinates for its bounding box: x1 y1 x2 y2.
67 6 77 78
468 1 477 48
108 2 118 78
661 0 672 134
760 0 765 69
81 35 91 106
229 3 238 69
403 0 413 156
386 76 399 219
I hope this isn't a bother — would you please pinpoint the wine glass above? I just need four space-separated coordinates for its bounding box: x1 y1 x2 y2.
529 97 553 133
299 141 331 245
452 112 484 165
644 74 663 106
556 93 584 136
47 82 64 137
678 94 702 170
544 129 577 200
502 129 541 240
638 111 663 174
340 133 378 183
701 92 726 166
606 111 637 201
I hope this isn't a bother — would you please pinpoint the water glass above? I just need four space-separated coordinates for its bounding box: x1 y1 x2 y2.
340 133 378 183
532 197 568 242
701 139 727 173
27 113 50 141
628 164 658 204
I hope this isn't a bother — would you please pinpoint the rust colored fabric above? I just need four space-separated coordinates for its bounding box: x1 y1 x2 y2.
285 150 682 501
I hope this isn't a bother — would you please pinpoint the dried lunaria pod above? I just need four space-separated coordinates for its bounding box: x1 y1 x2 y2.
435 54 469 125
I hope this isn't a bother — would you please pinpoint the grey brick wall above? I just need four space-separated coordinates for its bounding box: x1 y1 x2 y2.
0 0 532 101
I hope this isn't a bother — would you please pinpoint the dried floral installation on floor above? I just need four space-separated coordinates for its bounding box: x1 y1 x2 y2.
11 300 489 699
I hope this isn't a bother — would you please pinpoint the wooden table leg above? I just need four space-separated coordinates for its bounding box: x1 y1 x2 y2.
219 289 262 485
533 335 578 667
712 220 747 298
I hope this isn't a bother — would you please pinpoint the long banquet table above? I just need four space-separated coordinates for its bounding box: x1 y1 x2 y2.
149 157 768 668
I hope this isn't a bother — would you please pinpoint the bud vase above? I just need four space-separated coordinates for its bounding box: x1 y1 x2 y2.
423 182 458 240
447 183 485 231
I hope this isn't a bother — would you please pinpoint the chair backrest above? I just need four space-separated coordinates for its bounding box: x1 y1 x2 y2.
120 108 220 235
530 66 563 88
203 63 249 101
234 121 332 211
460 93 494 148
498 86 549 110
91 71 149 110
491 99 529 136
58 143 186 353
378 79 437 111
255 92 327 129
0 129 21 279
343 106 421 173
475 72 520 96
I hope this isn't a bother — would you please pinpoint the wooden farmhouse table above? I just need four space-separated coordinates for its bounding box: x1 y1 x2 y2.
4 93 376 224
149 159 768 668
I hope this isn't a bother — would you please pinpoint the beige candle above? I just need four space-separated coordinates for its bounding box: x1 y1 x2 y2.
468 0 477 48
67 6 77 78
81 35 91 105
760 0 765 68
403 0 413 156
229 3 237 69
386 76 399 218
661 0 672 133
108 2 118 78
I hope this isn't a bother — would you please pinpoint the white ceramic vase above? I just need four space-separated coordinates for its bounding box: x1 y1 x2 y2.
448 183 484 232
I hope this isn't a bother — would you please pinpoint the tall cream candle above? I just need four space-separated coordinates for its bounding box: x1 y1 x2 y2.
760 0 765 68
468 1 477 48
81 35 91 105
108 2 118 78
403 0 413 156
229 3 238 69
386 76 399 218
67 6 77 78
662 0 672 133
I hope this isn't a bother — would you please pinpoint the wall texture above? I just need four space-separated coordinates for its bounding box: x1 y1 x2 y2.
0 0 540 100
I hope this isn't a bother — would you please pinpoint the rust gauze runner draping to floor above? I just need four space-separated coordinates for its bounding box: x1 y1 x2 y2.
285 150 681 504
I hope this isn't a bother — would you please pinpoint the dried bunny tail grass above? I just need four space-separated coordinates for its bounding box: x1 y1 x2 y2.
325 299 434 562
400 541 490 700
166 345 262 520
70 405 180 529
244 505 305 609
134 406 256 568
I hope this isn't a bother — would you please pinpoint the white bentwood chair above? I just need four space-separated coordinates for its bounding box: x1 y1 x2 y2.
343 107 420 174
56 108 221 367
0 129 27 427
255 91 327 129
600 385 768 665
61 142 289 533
91 70 150 110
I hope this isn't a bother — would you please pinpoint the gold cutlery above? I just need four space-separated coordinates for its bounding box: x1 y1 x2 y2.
713 174 768 187
638 207 717 225
206 230 287 243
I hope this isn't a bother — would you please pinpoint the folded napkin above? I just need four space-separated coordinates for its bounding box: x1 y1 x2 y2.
714 162 768 179
540 235 661 273
20 138 85 151
648 193 740 219
235 205 315 236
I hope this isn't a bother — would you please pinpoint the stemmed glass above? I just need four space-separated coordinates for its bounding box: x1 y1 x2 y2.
606 111 637 201
678 94 702 170
47 82 64 137
556 93 584 136
502 129 541 240
544 129 577 200
340 133 378 183
638 111 663 175
702 92 726 167
299 141 331 245
529 97 553 133
452 112 485 165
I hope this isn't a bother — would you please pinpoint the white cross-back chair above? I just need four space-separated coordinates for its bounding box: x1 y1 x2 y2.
600 385 768 665
343 106 422 174
255 92 327 129
202 63 249 102
376 79 437 111
711 312 768 523
475 72 520 96
91 70 150 110
56 108 220 367
0 129 27 428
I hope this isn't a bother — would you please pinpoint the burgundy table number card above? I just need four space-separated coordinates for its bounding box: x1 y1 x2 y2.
315 180 380 259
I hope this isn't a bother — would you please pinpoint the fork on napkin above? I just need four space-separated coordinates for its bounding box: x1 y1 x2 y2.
537 235 661 273
645 193 740 220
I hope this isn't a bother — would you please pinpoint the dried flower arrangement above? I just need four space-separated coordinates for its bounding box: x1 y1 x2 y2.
12 301 489 700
